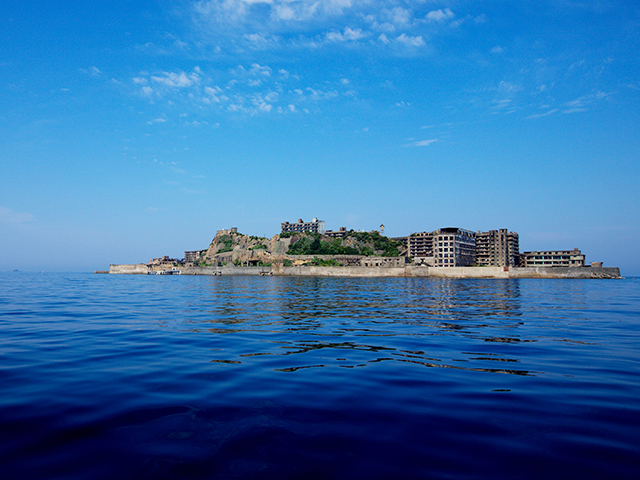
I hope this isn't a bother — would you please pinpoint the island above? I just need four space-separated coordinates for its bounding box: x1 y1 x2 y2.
106 222 621 279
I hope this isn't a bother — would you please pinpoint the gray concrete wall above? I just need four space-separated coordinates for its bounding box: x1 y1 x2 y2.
422 266 509 278
278 266 408 277
182 266 271 276
108 264 621 279
108 264 149 274
509 266 621 279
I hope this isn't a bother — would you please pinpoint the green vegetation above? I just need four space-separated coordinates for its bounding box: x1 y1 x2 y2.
346 230 402 256
278 231 296 238
283 259 293 267
217 234 234 254
249 244 267 250
303 257 339 266
285 231 403 257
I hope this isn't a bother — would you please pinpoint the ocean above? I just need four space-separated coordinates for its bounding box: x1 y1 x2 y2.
1 272 639 479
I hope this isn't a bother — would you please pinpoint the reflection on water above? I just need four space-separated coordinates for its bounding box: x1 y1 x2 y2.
2 273 639 480
175 277 534 376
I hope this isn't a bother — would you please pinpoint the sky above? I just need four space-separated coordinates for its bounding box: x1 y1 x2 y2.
1 0 639 274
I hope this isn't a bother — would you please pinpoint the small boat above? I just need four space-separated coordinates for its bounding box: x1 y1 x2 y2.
156 268 181 275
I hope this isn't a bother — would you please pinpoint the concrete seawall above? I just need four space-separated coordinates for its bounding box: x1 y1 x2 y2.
108 264 150 275
108 264 621 279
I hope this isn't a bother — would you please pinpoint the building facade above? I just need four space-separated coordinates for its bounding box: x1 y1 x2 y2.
408 228 476 267
325 227 348 238
281 218 326 235
434 227 476 267
407 231 435 259
184 250 206 263
520 249 585 267
475 229 520 267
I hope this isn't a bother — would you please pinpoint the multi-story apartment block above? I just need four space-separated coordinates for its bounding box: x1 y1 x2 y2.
433 227 476 267
407 231 435 259
408 228 477 267
184 250 206 263
520 249 585 267
475 229 520 267
281 218 326 235
325 227 348 238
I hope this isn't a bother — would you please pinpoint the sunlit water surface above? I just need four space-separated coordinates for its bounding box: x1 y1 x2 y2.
1 273 639 479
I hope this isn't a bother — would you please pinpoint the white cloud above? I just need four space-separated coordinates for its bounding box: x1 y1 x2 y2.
151 71 199 88
411 139 438 147
381 7 412 27
127 62 362 118
250 63 272 76
325 27 366 42
396 34 425 47
0 206 34 224
344 27 365 40
305 87 339 101
498 81 523 94
527 108 559 119
81 66 102 77
180 0 496 66
204 85 224 103
195 0 357 26
147 117 167 124
426 8 454 23
562 91 610 113
244 33 274 47
272 5 296 20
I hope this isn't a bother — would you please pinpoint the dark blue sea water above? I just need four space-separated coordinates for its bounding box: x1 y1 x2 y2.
1 272 639 479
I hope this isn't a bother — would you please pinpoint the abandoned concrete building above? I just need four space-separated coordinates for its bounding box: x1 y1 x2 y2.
475 229 520 267
520 249 585 267
281 218 326 235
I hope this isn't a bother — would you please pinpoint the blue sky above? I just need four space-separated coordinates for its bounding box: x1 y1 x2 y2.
1 0 639 273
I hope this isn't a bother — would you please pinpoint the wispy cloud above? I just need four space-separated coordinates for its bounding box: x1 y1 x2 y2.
407 139 438 147
0 206 34 224
527 108 559 119
325 27 367 42
127 62 359 118
80 66 102 77
562 91 610 113
426 8 455 23
147 117 167 125
188 0 462 52
151 70 200 88
396 33 425 47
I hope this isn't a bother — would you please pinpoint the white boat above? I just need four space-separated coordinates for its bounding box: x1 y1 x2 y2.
156 268 181 275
